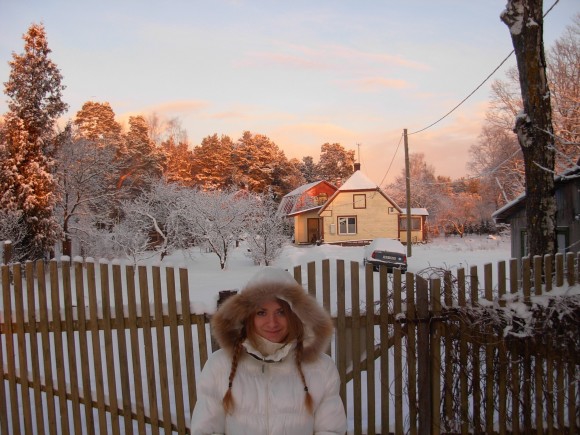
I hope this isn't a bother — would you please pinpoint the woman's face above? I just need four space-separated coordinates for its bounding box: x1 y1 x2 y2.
252 299 289 343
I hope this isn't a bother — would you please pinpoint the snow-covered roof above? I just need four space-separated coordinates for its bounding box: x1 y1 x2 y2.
401 207 429 216
492 166 580 222
337 170 377 191
283 180 323 197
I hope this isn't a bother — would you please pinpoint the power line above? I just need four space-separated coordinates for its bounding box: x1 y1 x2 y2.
408 0 560 136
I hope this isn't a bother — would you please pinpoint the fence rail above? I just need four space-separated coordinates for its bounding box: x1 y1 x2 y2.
1 252 579 434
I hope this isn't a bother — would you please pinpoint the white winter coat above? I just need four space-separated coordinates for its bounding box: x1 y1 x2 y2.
189 267 347 435
190 344 346 434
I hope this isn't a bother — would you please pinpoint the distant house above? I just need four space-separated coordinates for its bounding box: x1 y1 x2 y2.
492 167 580 261
280 166 430 245
278 180 338 244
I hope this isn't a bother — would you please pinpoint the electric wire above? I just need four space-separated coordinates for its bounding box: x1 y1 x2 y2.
408 0 560 136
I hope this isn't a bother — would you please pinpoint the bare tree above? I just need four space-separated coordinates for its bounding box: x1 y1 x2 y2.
501 0 556 256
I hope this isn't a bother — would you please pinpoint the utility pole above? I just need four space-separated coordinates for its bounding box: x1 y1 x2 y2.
404 129 412 258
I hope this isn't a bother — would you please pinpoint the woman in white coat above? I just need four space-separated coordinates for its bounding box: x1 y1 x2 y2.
190 267 347 435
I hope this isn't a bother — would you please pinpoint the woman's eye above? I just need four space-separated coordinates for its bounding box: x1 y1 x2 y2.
275 310 285 316
256 310 266 316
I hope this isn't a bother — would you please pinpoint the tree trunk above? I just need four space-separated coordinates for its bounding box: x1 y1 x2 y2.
501 0 556 256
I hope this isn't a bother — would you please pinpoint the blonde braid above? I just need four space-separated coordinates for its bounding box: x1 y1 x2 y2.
222 337 244 414
295 341 314 414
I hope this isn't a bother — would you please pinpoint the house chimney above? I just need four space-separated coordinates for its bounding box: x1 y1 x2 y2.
354 162 361 171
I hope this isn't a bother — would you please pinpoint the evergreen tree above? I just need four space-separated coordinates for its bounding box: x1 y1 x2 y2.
316 143 355 184
0 23 66 260
119 115 165 193
74 101 123 149
163 137 195 186
191 134 235 190
299 156 318 183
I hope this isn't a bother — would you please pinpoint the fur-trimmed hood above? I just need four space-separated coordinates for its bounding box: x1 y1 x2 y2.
211 268 333 362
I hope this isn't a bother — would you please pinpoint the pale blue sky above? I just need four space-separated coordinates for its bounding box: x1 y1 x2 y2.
0 0 577 185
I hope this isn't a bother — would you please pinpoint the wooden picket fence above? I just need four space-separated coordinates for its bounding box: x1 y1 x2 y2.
0 253 579 434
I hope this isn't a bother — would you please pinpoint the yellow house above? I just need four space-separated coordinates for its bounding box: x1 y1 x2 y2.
280 168 429 245
319 170 403 245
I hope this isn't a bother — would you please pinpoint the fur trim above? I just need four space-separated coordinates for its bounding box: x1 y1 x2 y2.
211 270 333 362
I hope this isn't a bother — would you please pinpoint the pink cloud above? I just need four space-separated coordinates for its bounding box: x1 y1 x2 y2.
236 42 428 72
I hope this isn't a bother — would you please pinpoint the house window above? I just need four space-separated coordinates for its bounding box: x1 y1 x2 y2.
338 216 357 235
353 194 366 209
317 192 328 206
400 217 421 231
388 207 395 214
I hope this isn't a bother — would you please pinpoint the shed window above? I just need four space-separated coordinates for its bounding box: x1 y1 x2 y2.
400 217 421 231
338 216 357 235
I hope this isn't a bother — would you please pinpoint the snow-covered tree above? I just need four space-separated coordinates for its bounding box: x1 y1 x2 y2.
186 188 253 269
245 192 289 266
467 124 524 207
119 115 165 193
4 23 67 149
54 125 120 256
317 143 355 184
0 209 25 261
73 101 123 148
191 134 236 190
299 156 318 183
120 180 185 259
110 218 152 265
0 23 66 259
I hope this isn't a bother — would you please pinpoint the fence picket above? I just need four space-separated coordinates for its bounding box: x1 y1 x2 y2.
484 263 494 431
50 260 70 435
350 261 362 435
379 266 389 434
457 268 469 435
152 266 173 433
166 267 186 434
138 265 160 434
126 265 146 434
393 267 404 435
429 278 441 435
14 263 33 435
87 260 107 432
364 265 375 435
73 260 94 434
62 260 83 434
335 260 347 408
37 260 58 434
179 267 198 410
405 271 417 435
25 261 44 434
112 263 133 434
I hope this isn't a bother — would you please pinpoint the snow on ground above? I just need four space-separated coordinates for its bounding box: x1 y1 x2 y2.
149 234 513 313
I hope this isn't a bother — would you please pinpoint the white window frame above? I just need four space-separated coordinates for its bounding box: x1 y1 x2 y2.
338 216 357 235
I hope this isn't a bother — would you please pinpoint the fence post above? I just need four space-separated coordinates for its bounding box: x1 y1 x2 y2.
416 276 431 435
2 241 12 264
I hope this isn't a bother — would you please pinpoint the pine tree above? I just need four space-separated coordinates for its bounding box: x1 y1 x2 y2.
0 23 67 260
119 115 165 193
317 143 355 184
191 134 236 190
74 101 123 148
